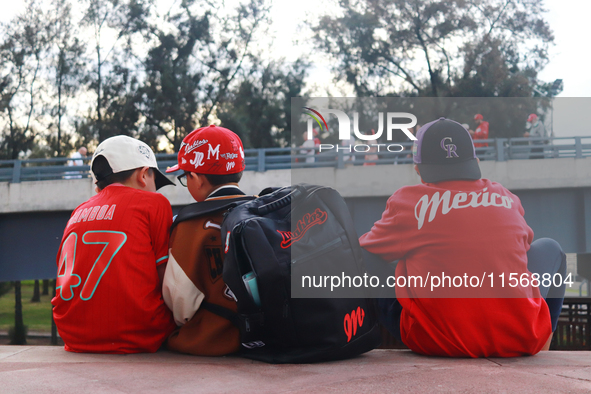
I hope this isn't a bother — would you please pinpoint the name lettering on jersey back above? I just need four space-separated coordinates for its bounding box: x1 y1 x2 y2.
414 188 513 230
69 205 116 225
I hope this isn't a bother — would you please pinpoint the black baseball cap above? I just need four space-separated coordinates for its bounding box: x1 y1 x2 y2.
412 117 481 183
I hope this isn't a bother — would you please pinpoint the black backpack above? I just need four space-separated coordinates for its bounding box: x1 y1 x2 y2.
215 184 381 363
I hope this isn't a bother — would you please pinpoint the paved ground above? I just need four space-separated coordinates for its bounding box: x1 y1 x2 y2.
1 347 591 393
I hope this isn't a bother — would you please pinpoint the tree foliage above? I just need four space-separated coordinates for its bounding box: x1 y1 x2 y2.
311 0 554 98
0 0 51 159
217 59 308 148
0 0 558 156
47 0 86 156
139 0 284 152
0 0 307 158
81 0 153 143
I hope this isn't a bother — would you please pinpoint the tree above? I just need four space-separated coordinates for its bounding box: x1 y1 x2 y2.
311 0 554 99
139 0 272 152
42 279 49 295
31 279 41 302
10 281 26 345
81 0 152 143
197 0 270 126
47 0 86 156
139 3 210 151
0 0 307 154
0 0 52 159
217 59 308 148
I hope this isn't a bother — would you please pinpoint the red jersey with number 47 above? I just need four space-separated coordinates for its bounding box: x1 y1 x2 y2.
52 184 176 353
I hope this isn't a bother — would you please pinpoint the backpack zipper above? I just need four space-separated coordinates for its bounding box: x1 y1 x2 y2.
291 237 343 265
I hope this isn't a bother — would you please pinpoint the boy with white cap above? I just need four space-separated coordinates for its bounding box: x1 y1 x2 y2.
360 118 566 357
162 125 250 356
52 135 176 353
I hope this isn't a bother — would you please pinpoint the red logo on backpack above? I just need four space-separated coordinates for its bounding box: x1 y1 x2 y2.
344 307 365 342
276 208 327 249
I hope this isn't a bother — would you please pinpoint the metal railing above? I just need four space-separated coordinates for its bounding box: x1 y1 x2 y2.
551 297 591 350
1 136 591 183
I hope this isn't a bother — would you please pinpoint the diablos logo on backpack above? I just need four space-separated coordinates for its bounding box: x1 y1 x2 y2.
277 208 328 249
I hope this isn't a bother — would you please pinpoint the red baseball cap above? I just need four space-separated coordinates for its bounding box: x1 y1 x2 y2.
527 113 538 123
474 114 483 121
166 125 245 175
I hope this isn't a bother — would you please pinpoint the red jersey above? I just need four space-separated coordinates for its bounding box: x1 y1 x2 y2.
359 179 551 357
474 121 489 147
52 184 176 353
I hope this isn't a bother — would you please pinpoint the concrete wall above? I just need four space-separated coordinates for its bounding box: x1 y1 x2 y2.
2 159 591 281
0 169 292 213
3 158 591 213
294 157 591 197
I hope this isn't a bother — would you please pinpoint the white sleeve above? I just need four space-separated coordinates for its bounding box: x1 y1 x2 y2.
162 249 205 326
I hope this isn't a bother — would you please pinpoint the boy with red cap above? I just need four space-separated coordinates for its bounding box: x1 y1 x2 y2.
162 125 251 356
53 135 176 353
360 118 566 357
471 113 489 147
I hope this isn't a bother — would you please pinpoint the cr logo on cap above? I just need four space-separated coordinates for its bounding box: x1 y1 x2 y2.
440 137 459 159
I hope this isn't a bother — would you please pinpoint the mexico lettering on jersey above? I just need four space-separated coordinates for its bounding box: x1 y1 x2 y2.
52 184 175 354
359 179 551 357
414 187 514 230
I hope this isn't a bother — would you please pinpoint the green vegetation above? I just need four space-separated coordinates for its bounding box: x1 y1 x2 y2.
0 281 53 333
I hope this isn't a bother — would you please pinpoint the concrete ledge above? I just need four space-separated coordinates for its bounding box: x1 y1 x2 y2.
1 347 591 393
0 170 292 213
3 157 591 213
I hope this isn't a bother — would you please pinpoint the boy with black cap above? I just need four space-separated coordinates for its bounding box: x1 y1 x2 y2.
52 135 176 353
162 125 251 356
360 118 566 357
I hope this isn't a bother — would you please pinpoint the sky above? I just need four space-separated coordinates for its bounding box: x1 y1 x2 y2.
535 0 590 97
2 0 591 136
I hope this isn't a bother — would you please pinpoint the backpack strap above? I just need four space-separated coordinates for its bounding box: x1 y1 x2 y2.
200 301 241 328
171 196 255 232
201 301 265 339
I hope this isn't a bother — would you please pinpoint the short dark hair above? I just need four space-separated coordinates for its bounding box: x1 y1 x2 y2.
200 171 243 186
92 155 153 190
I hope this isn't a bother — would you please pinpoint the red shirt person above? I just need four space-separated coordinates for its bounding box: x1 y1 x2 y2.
471 114 489 147
360 118 565 357
52 136 176 353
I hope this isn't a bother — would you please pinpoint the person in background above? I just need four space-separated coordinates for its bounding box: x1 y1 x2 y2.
65 146 88 179
364 130 379 166
300 129 319 164
403 124 421 162
341 133 356 163
471 114 489 148
524 114 548 159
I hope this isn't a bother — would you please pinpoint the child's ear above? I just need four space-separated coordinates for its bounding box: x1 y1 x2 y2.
137 166 151 188
189 172 204 189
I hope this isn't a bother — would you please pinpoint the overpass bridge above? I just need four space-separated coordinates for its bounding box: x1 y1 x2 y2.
1 136 591 281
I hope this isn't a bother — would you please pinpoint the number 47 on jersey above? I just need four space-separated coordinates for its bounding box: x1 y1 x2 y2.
56 231 127 301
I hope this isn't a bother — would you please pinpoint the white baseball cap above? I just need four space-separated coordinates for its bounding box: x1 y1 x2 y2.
91 135 174 190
